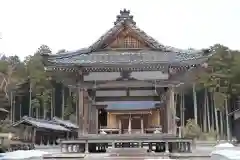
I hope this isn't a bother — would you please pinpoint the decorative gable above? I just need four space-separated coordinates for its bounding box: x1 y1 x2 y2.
107 28 149 49
90 9 165 52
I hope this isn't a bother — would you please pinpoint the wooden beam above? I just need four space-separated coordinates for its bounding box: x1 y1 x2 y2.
92 104 107 109
109 111 151 114
96 96 160 102
96 90 127 97
90 87 156 91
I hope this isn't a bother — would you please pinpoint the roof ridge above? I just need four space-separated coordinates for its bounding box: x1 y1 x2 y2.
125 22 165 50
89 21 124 52
46 48 91 59
52 116 79 128
22 116 59 125
53 116 73 122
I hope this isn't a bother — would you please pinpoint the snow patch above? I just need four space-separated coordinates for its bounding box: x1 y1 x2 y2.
0 150 49 160
211 149 240 159
214 142 234 148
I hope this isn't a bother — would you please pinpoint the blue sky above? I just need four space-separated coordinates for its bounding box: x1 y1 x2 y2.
0 0 239 59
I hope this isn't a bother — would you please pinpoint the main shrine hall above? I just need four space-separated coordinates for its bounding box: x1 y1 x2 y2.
42 9 210 136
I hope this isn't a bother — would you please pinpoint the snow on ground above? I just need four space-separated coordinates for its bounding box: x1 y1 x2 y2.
214 142 234 148
0 150 49 160
210 142 240 160
211 149 240 159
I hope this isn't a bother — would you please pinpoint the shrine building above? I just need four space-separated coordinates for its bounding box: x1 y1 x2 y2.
42 9 210 136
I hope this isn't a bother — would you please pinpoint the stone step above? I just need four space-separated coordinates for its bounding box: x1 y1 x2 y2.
108 148 151 156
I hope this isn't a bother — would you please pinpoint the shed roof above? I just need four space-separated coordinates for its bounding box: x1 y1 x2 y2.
12 116 69 131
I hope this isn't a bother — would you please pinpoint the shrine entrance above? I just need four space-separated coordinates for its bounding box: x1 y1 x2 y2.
131 117 141 130
117 114 148 134
98 109 107 129
120 117 142 134
121 118 129 133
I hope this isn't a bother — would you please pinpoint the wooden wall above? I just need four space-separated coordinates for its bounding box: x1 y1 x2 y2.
107 113 118 128
106 109 162 129
147 110 160 127
108 28 148 49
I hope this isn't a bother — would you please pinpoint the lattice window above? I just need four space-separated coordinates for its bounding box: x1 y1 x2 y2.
124 36 138 48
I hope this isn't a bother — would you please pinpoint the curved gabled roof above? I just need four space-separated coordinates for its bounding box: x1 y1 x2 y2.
42 9 211 67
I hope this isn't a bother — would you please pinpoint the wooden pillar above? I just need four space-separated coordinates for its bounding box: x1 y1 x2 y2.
83 91 89 134
19 103 22 120
162 92 168 133
172 88 177 135
118 118 122 134
165 141 169 153
40 135 43 145
88 96 98 134
157 109 161 127
85 141 89 153
78 87 84 136
88 98 92 133
180 91 185 138
32 127 36 144
107 112 110 128
128 114 131 134
61 86 65 120
96 107 98 133
141 116 144 134
165 90 171 134
166 87 176 134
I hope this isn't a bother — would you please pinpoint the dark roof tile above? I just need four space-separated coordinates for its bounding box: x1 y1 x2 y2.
47 50 207 66
42 9 211 67
52 116 79 129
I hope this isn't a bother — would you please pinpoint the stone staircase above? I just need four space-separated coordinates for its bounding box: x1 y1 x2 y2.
108 148 151 156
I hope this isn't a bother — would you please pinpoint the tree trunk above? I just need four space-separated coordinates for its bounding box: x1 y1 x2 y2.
12 96 15 123
213 92 219 139
36 108 39 119
225 98 230 141
43 108 47 119
61 87 65 120
182 91 185 127
220 111 224 139
206 90 211 131
203 88 207 132
50 88 54 119
20 103 22 120
10 91 13 123
29 83 32 117
193 83 198 125
211 93 215 129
